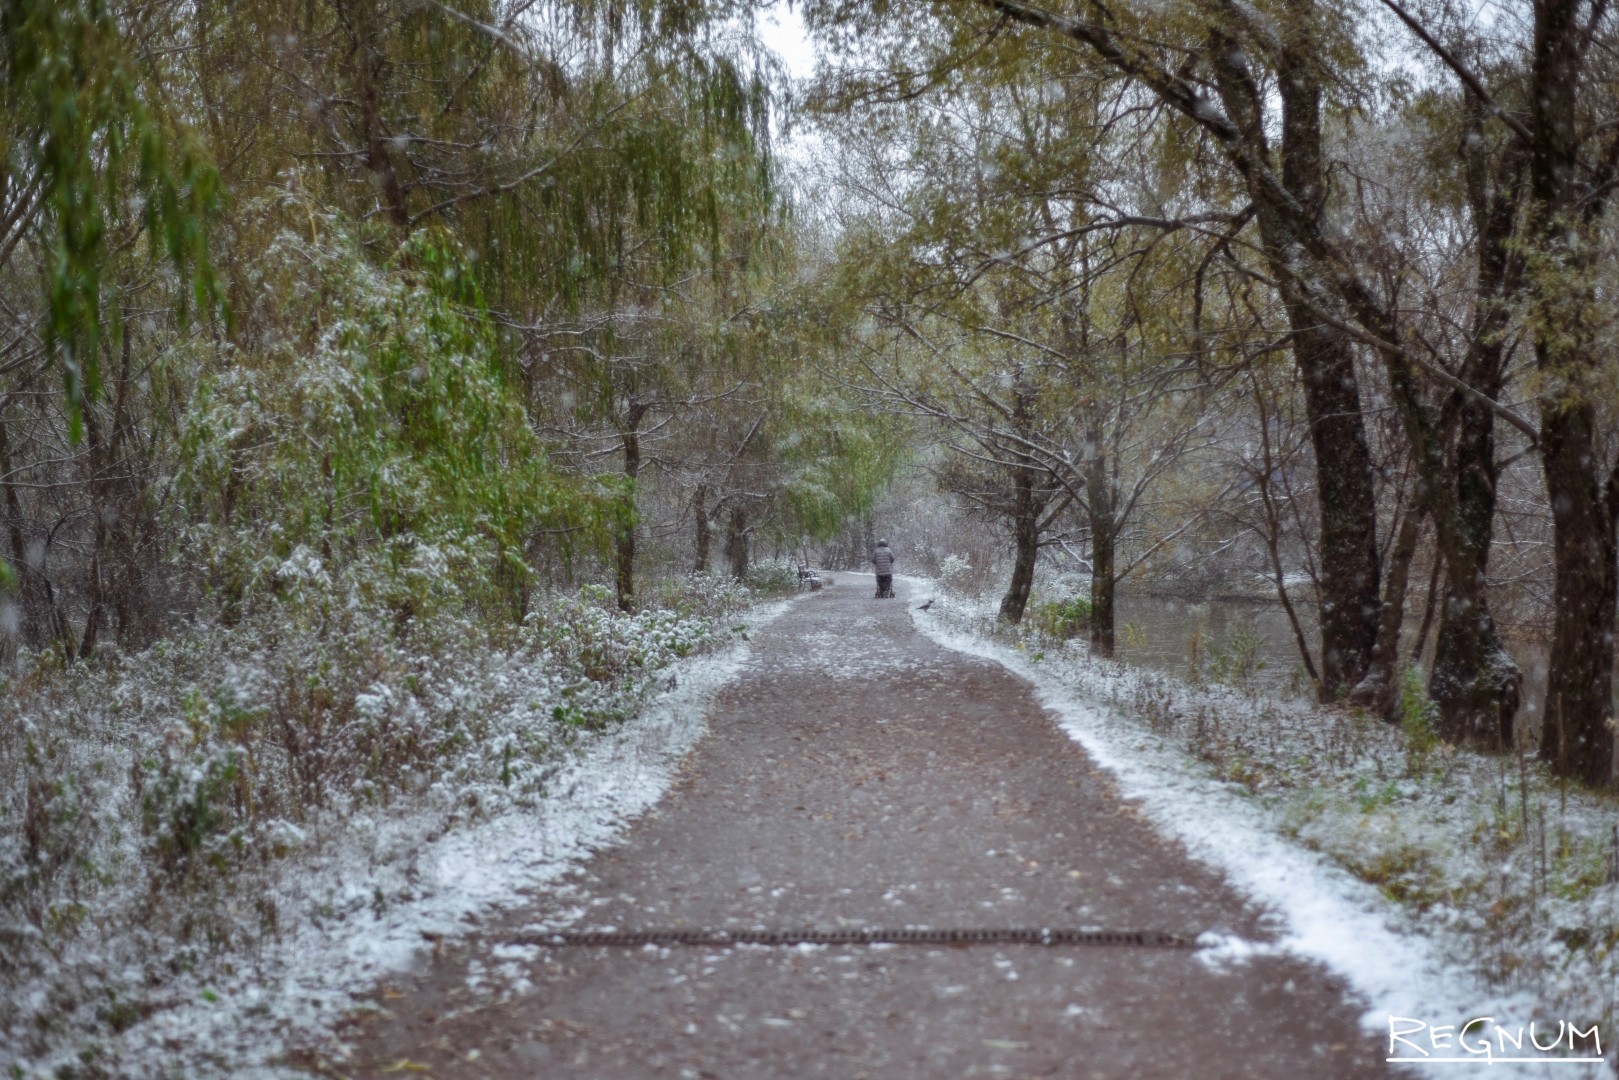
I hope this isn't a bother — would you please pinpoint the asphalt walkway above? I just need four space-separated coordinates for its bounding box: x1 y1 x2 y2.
335 577 1387 1078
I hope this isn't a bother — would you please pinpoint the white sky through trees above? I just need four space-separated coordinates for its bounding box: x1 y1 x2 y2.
759 0 817 79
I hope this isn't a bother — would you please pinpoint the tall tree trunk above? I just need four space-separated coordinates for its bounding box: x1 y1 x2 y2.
1279 32 1381 697
79 399 108 660
1430 393 1519 746
725 504 749 581
1089 520 1115 656
1212 26 1383 699
1355 498 1424 720
692 485 710 573
998 463 1038 623
1084 422 1116 656
1426 105 1526 747
1528 0 1616 785
1289 314 1382 699
1539 404 1616 783
614 413 646 612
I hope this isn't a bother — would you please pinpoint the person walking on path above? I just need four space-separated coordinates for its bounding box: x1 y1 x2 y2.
871 538 896 598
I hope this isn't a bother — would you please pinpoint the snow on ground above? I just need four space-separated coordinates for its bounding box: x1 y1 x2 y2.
892 574 1613 1077
16 595 799 1079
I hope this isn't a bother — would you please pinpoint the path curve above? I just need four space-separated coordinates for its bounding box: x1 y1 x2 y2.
331 577 1389 1078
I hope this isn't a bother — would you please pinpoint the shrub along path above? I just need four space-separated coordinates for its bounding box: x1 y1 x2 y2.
327 577 1388 1078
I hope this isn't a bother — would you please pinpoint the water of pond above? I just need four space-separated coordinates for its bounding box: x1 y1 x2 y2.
1109 595 1317 698
1107 595 1574 735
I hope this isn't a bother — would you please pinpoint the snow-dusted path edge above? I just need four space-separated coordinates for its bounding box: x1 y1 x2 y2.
120 595 801 1078
905 584 1559 1073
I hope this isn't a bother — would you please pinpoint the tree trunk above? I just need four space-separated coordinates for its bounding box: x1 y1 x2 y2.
1527 0 1616 785
1538 403 1616 784
614 422 643 612
998 463 1038 623
1430 392 1519 747
351 0 411 229
1212 28 1383 699
1089 522 1114 656
1291 317 1383 699
1355 498 1425 720
1419 102 1528 744
692 485 710 573
1279 38 1381 697
79 399 109 660
1084 428 1115 656
725 504 750 581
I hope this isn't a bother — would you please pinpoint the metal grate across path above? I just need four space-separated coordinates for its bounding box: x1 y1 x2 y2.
510 927 1196 949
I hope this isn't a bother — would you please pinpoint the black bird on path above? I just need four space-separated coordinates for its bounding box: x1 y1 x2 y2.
917 600 933 611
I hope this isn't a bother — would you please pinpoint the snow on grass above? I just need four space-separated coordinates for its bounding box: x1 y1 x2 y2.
2 590 799 1079
903 576 1616 1076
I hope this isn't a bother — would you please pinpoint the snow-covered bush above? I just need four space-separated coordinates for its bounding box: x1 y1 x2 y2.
937 553 976 592
0 572 753 1072
743 559 800 595
1029 595 1094 640
0 193 769 1072
177 190 619 624
643 572 754 620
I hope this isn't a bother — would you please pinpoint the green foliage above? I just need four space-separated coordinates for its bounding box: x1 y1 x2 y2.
1030 595 1093 640
1398 664 1440 773
1206 624 1269 686
139 747 241 878
510 50 777 312
778 405 905 540
178 193 618 620
742 560 801 595
643 572 755 619
2 0 220 428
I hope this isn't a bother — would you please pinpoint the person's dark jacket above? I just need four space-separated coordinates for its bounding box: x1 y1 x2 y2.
872 545 895 575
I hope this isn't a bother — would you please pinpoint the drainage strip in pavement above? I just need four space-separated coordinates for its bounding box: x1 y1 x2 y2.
510 927 1198 948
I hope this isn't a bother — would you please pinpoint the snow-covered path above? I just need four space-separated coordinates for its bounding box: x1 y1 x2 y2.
325 576 1419 1077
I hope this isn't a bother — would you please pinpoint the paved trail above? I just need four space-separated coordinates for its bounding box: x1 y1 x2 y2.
335 578 1389 1078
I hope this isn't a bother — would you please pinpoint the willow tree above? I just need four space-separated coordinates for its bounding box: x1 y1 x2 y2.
1 0 221 656
181 0 783 611
484 10 781 609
